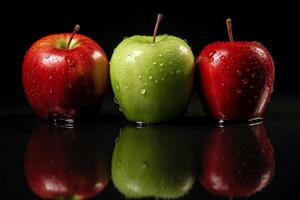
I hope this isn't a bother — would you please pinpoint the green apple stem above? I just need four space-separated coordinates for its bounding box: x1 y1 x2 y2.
153 14 163 43
226 18 234 42
67 24 80 49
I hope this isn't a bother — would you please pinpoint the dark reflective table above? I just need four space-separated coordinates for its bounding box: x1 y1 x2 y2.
1 95 300 199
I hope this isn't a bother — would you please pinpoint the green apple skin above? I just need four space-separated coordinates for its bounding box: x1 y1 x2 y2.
111 126 195 199
110 35 195 124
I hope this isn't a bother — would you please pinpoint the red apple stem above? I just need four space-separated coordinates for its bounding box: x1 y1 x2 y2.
153 14 163 43
226 18 234 42
67 24 80 49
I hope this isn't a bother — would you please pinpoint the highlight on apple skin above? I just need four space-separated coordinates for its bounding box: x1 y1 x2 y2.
197 19 275 121
111 125 196 199
22 25 109 120
24 124 110 199
199 123 275 198
110 14 195 124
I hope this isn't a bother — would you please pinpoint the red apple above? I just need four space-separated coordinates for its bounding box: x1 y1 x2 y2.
197 19 275 121
199 123 275 197
22 25 109 120
24 124 110 199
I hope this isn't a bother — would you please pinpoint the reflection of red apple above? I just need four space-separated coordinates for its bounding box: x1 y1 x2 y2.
197 19 275 121
22 25 109 120
24 124 109 199
200 123 275 197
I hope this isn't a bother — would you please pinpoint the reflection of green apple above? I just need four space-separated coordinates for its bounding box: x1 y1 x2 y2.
111 126 195 199
110 15 195 124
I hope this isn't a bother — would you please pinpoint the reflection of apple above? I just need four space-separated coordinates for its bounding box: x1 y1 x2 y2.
110 14 195 124
22 25 109 120
24 124 109 199
111 125 195 199
200 123 275 197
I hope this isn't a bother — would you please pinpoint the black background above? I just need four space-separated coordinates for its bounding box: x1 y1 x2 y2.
1 0 300 199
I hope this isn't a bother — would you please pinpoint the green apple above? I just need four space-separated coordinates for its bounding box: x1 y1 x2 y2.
111 125 195 199
110 15 195 124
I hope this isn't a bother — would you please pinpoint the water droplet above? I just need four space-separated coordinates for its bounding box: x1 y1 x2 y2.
49 89 53 94
155 80 158 83
48 75 53 80
176 69 181 74
141 162 148 169
113 97 118 104
169 61 172 64
221 55 226 60
251 72 256 78
65 56 75 66
158 53 162 57
209 51 216 57
127 52 132 56
116 82 120 90
117 56 121 60
242 79 248 85
150 44 155 47
246 68 250 72
125 85 128 89
236 70 242 75
148 76 153 80
160 63 164 66
144 82 148 86
153 62 157 65
236 89 242 94
118 107 122 112
140 88 146 95
250 85 254 89
221 83 225 87
161 78 165 81
138 75 142 79
68 83 72 89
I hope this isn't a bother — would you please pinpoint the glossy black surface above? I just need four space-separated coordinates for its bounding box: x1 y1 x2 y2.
1 95 300 199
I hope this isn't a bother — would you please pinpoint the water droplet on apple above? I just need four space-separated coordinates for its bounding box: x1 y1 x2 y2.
144 82 148 86
236 88 242 94
159 69 163 71
113 97 119 104
246 68 250 72
127 52 132 56
116 82 120 90
242 79 248 85
159 53 162 57
176 69 181 73
125 85 128 89
140 88 146 95
251 72 256 78
153 62 157 65
150 44 155 47
160 63 164 66
118 107 122 112
49 89 53 94
236 70 242 75
117 56 121 60
138 75 142 79
68 83 72 89
141 162 148 169
221 55 226 60
161 77 165 81
221 83 225 87
209 51 216 57
148 76 153 80
250 85 254 89
65 56 75 66
48 75 53 80
155 80 158 83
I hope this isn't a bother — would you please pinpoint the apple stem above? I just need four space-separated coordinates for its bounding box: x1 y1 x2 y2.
226 18 234 42
153 14 163 43
67 24 80 49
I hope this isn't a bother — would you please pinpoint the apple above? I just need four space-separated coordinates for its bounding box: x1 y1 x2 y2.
110 14 195 124
22 25 109 120
111 125 195 199
24 124 110 199
199 123 275 197
197 18 275 121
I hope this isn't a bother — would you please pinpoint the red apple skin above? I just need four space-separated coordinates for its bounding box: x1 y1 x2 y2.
22 33 109 120
24 125 110 199
199 123 275 197
197 42 275 120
